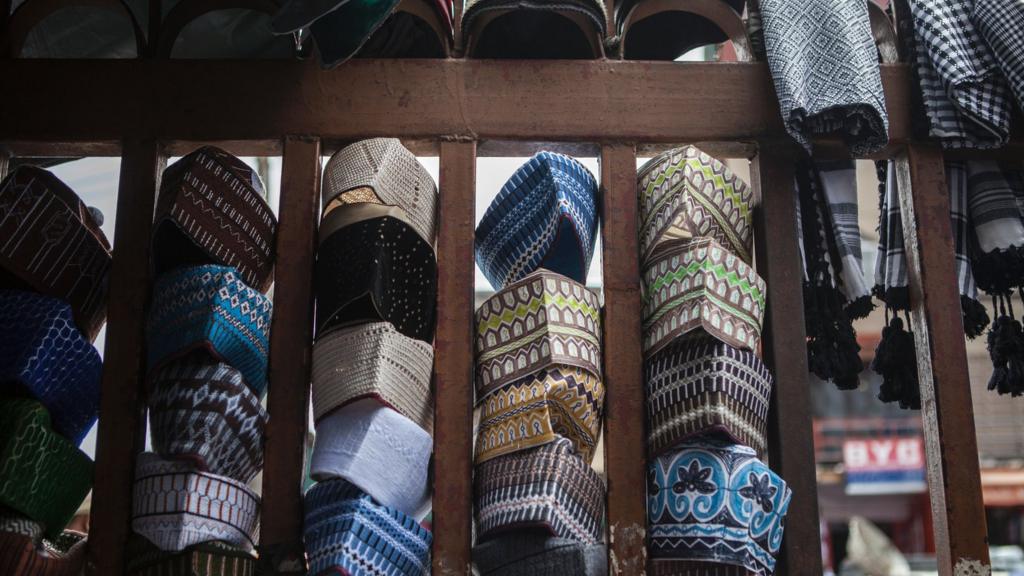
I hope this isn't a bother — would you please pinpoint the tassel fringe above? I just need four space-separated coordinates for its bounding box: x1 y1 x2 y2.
871 311 921 410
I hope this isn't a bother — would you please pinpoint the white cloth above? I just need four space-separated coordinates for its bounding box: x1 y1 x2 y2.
310 399 432 521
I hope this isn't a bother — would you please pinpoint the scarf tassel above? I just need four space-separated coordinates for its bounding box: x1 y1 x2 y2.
804 282 863 390
870 310 921 410
986 292 1024 397
973 246 1024 297
962 295 991 340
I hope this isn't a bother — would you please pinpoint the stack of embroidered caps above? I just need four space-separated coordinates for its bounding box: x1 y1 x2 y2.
303 138 436 575
129 147 274 573
472 152 607 576
638 146 790 576
0 166 110 575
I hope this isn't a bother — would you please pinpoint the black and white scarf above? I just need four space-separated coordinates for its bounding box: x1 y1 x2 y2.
973 0 1024 112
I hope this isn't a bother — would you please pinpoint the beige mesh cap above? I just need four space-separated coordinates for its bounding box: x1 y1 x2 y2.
322 138 438 246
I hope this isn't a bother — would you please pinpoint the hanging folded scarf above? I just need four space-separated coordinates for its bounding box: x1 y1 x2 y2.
641 237 766 358
637 145 756 269
908 0 1013 149
149 361 268 485
154 147 277 294
473 532 608 576
973 0 1024 111
0 398 93 538
645 336 773 458
476 365 605 464
126 535 256 576
0 166 112 341
321 138 438 247
312 321 435 433
0 529 87 576
757 0 888 155
647 439 791 576
131 453 260 553
475 438 605 545
817 160 873 318
0 290 102 446
303 478 432 576
796 159 862 390
146 265 272 397
315 207 438 343
309 399 432 521
476 152 599 291
475 269 602 401
945 162 990 337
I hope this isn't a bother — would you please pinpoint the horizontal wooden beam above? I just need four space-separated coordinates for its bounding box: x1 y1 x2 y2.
0 60 913 150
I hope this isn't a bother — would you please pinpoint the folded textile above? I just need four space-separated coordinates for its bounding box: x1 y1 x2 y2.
463 1 606 59
354 2 453 58
473 531 608 576
274 0 402 67
14 4 141 58
147 265 272 397
154 146 277 293
966 161 1024 296
947 161 989 336
125 535 256 576
303 478 432 576
309 399 432 521
312 321 435 433
315 209 438 343
475 269 602 401
164 9 295 59
648 439 791 576
796 160 862 390
650 560 751 576
973 0 1024 111
646 336 772 457
0 289 102 446
0 529 87 576
816 160 873 318
758 0 888 155
322 138 438 246
475 438 605 545
642 237 765 358
0 512 44 541
638 145 756 268
908 0 1013 149
476 152 599 291
0 398 93 538
132 453 260 553
476 365 605 464
0 166 111 341
618 0 746 60
149 361 268 485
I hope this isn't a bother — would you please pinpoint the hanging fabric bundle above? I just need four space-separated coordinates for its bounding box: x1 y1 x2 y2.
796 158 862 390
947 162 990 338
870 308 920 410
973 0 1024 111
817 159 874 320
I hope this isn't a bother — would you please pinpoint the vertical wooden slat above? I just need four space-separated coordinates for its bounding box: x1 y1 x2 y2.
433 139 476 576
896 145 990 574
600 144 647 576
259 136 321 575
750 148 823 575
86 140 165 576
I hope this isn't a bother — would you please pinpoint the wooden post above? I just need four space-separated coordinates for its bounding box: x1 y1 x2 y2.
432 140 476 576
751 147 823 575
258 136 321 575
86 140 165 576
600 143 647 576
896 145 990 574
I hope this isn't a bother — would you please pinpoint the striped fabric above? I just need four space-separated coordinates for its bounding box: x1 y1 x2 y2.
475 269 602 401
475 152 599 291
155 146 277 294
909 0 1013 148
648 440 791 576
303 478 432 576
126 535 257 576
0 530 87 576
312 322 435 433
132 453 260 553
0 166 112 341
946 162 982 310
645 337 772 457
310 399 433 521
816 160 872 315
0 512 44 541
149 361 268 485
473 532 607 576
966 160 1024 295
0 289 102 446
0 398 93 538
973 0 1024 111
650 560 750 576
475 438 605 545
873 160 908 307
146 265 272 397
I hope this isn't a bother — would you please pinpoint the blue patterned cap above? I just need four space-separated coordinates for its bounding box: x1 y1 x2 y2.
0 290 101 446
304 478 432 576
146 265 272 397
475 152 599 291
648 439 791 576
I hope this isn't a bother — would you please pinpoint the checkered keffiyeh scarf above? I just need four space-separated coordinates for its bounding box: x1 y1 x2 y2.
973 0 1024 112
967 161 1024 297
908 0 1013 149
